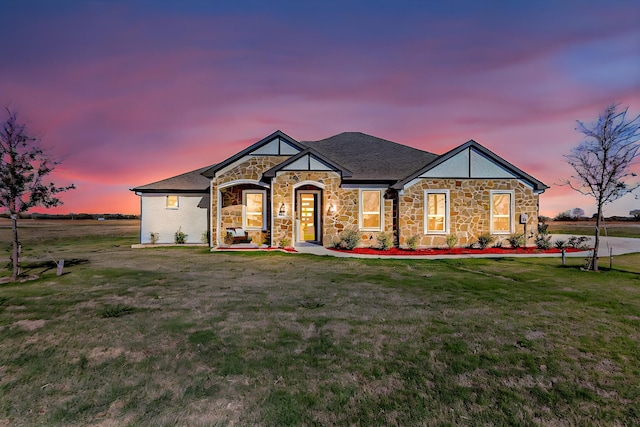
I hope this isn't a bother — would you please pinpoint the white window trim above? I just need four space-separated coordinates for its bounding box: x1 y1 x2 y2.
424 190 449 234
358 189 384 231
166 195 179 209
490 190 514 234
242 189 266 230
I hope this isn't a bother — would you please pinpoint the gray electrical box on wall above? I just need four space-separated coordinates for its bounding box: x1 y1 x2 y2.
519 213 529 224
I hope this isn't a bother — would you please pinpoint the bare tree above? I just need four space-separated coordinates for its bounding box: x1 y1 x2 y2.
571 207 585 219
563 103 640 271
0 108 75 281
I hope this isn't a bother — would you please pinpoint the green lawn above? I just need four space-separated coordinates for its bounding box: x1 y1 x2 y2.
0 221 639 426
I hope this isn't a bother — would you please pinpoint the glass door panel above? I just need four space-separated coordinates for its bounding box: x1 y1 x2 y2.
300 193 316 241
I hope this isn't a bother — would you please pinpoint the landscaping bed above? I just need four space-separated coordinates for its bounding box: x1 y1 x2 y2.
329 246 587 256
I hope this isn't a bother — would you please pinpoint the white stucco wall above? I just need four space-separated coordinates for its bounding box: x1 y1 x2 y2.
139 194 208 244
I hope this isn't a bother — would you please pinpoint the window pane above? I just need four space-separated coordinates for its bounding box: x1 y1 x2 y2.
166 196 179 208
492 194 510 215
363 214 380 229
245 193 263 229
493 216 510 232
363 191 380 212
361 191 381 229
428 194 445 215
492 193 511 232
426 193 446 232
428 216 445 231
246 193 262 212
246 213 262 228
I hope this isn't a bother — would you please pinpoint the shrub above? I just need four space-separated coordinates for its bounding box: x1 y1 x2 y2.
567 236 589 249
201 231 209 244
406 235 419 250
535 233 551 249
537 217 549 234
507 233 524 248
446 234 458 249
278 238 290 248
174 227 188 244
477 233 494 249
334 229 360 250
149 232 159 244
376 232 392 250
492 240 504 248
223 232 234 245
554 239 566 249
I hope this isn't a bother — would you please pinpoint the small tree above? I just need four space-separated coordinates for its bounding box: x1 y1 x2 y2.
571 207 585 219
562 103 640 271
0 108 75 281
630 209 640 220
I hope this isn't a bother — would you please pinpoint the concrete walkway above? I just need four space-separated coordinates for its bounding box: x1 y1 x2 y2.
294 236 640 259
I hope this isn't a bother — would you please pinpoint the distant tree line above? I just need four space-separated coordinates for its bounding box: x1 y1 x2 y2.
550 209 640 222
0 212 139 220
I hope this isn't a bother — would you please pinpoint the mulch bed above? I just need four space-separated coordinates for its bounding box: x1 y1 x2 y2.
328 246 587 256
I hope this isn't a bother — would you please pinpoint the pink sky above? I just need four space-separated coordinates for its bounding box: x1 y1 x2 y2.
1 1 639 217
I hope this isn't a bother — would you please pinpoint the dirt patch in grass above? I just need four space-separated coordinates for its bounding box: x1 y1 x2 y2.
12 319 46 331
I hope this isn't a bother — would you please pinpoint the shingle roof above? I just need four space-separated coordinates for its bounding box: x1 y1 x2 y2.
130 165 213 193
301 132 438 181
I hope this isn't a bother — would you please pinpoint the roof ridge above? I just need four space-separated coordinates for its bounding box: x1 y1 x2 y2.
302 131 437 156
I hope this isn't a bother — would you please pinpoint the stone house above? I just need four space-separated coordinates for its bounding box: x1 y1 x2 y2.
132 130 547 248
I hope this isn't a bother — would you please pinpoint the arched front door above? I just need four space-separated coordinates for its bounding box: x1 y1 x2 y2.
296 187 322 244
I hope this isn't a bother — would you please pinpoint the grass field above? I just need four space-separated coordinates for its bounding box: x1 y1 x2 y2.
1 219 639 426
547 220 640 238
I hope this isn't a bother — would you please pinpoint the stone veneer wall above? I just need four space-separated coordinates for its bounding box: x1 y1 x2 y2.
272 171 342 247
212 157 539 248
399 179 539 248
271 171 394 247
212 156 284 245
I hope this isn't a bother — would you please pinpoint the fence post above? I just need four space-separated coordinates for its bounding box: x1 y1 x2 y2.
609 247 613 270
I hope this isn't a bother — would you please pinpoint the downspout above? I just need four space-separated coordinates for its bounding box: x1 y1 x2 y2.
215 186 221 247
137 192 142 244
209 178 214 248
267 177 273 247
393 189 401 248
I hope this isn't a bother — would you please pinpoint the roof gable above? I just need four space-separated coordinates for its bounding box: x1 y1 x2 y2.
263 148 353 178
420 146 516 179
394 140 548 191
202 130 304 178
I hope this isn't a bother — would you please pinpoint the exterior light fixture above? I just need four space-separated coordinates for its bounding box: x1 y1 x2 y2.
327 203 336 215
278 203 286 217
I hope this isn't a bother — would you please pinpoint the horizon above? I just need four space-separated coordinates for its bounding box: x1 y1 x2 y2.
1 1 639 217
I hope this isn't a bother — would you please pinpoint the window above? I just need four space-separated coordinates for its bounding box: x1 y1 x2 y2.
243 190 265 229
491 191 513 233
166 195 179 209
425 190 449 234
360 190 383 231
